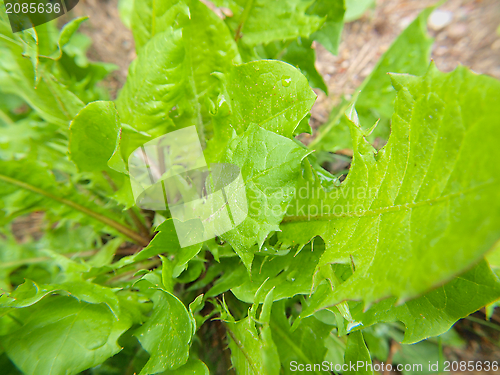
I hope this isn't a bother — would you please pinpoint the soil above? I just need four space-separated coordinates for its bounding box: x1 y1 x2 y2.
64 0 136 97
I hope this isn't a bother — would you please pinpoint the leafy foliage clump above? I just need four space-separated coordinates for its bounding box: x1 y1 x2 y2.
1 1 499 374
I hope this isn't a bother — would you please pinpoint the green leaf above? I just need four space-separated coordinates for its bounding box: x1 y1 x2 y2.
3 0 499 371
131 0 189 50
280 65 500 307
1 296 132 375
390 335 443 375
42 17 89 60
18 28 39 84
39 223 100 255
0 280 60 308
205 257 248 298
355 6 434 127
188 294 205 332
119 0 240 135
69 101 125 173
213 0 324 47
159 255 174 292
0 8 84 124
226 317 279 375
0 277 128 320
343 331 373 375
223 289 280 375
135 289 193 374
206 60 316 162
270 301 332 375
55 32 117 104
222 60 316 137
0 49 84 126
88 237 124 268
218 125 308 270
0 116 69 163
280 38 328 93
0 353 22 375
116 27 181 133
323 332 346 367
344 0 374 22
118 0 134 29
33 21 58 57
311 6 434 151
486 241 500 273
308 0 345 55
0 233 37 291
159 358 209 374
130 219 203 277
208 0 343 92
231 241 324 303
350 261 500 344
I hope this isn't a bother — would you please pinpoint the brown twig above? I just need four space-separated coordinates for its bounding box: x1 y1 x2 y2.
234 0 254 42
384 339 399 375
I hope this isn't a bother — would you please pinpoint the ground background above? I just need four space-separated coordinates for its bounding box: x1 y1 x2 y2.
55 0 500 373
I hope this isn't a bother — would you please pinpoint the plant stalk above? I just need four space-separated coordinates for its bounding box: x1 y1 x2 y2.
234 0 254 42
0 174 150 246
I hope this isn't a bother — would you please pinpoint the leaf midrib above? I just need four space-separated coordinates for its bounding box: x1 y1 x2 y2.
226 325 260 375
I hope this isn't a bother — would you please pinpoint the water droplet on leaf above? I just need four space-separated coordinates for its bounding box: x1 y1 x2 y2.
281 76 292 87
